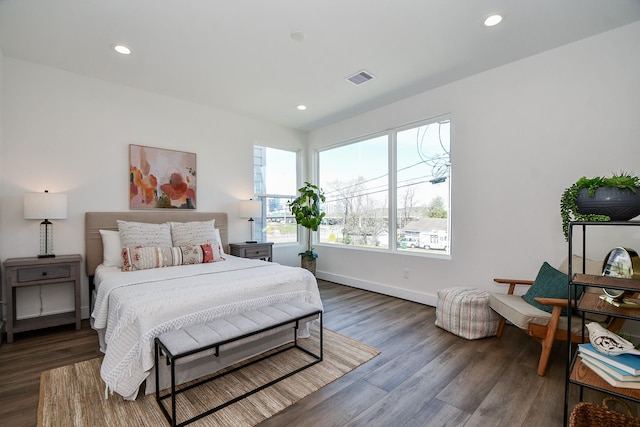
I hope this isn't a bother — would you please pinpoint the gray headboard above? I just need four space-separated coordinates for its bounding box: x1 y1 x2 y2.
84 211 228 277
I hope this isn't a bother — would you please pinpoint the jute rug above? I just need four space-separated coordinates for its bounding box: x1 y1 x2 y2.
38 328 379 426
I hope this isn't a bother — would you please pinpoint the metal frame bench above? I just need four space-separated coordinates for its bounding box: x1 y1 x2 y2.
154 301 323 427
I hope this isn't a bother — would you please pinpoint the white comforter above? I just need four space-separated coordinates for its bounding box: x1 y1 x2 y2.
91 256 322 400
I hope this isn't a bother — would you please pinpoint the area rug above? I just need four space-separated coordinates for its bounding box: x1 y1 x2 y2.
38 328 379 426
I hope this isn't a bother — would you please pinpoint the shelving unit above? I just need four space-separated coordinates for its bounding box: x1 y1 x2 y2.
564 221 640 425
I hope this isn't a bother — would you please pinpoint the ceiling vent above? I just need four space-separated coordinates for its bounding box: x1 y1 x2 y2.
346 70 375 86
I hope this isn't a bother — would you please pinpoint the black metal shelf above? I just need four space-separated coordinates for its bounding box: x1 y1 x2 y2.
564 220 640 426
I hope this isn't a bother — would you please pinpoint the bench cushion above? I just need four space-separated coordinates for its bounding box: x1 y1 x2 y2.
158 301 320 357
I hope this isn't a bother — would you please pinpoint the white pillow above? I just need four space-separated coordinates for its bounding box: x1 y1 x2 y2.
117 220 172 248
99 229 123 268
214 228 225 255
169 220 216 246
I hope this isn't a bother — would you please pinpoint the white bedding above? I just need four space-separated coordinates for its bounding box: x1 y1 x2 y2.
91 256 322 400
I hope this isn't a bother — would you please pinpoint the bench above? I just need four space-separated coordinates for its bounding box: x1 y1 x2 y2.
154 300 323 427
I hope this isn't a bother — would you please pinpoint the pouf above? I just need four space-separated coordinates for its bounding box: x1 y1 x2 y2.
435 287 500 340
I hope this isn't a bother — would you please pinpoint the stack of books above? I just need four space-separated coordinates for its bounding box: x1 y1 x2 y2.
578 343 640 389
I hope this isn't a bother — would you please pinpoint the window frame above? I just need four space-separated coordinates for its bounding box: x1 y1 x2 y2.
252 145 300 245
315 115 451 257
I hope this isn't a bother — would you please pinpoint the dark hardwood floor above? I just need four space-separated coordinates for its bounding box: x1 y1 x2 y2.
0 280 628 426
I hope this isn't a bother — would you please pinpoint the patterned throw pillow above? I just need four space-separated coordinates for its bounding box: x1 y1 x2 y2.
121 244 221 271
169 220 216 246
522 262 583 316
117 220 172 248
122 246 181 271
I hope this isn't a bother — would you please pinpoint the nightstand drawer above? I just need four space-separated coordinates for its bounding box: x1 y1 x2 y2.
228 242 273 261
17 264 71 282
242 247 271 258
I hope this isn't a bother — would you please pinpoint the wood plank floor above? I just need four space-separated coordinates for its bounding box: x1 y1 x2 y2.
0 279 632 426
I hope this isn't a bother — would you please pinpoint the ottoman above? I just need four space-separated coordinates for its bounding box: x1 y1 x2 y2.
435 287 500 339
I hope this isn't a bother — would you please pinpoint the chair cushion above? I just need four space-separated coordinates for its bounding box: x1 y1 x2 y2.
522 262 582 315
488 292 585 335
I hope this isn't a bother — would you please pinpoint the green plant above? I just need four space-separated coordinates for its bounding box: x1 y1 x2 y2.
560 171 640 240
287 182 326 259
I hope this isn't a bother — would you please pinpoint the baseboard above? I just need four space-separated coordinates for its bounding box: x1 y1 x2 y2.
316 270 438 307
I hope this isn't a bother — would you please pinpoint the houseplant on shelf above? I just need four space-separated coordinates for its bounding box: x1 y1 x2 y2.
560 171 640 240
287 182 325 275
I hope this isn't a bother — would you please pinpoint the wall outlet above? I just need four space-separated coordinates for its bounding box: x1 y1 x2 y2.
403 268 410 279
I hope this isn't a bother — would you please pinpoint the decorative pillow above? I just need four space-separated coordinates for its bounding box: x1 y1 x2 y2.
214 228 225 256
117 220 172 248
121 244 220 271
122 246 181 272
522 262 583 315
169 220 216 246
99 229 123 268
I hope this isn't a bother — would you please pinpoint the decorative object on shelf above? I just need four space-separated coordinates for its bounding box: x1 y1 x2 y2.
586 322 640 356
129 144 196 210
23 190 68 258
239 199 262 243
287 182 325 276
560 172 640 240
602 247 640 300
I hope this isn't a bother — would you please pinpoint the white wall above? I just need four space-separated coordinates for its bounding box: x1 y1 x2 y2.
0 48 4 334
0 59 307 320
309 22 640 306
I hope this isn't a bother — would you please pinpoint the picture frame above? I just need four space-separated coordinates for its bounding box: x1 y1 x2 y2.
129 144 197 209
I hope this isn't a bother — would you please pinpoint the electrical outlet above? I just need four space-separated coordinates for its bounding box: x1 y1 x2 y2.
403 268 409 279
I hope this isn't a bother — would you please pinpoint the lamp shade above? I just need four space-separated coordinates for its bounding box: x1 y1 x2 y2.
240 199 261 219
24 191 68 220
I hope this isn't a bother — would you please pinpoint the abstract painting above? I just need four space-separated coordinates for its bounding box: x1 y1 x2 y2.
129 144 196 209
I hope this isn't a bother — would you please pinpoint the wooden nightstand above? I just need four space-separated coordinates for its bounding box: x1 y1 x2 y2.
228 242 273 262
3 254 82 343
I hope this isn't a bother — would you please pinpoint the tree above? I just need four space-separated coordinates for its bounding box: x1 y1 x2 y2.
427 196 447 218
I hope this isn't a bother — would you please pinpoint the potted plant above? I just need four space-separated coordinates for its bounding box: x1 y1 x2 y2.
287 182 326 275
560 171 640 240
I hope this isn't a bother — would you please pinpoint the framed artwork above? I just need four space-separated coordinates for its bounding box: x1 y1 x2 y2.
129 144 197 209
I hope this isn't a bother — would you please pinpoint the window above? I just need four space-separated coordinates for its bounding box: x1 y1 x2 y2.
319 135 388 247
253 146 298 243
318 117 450 254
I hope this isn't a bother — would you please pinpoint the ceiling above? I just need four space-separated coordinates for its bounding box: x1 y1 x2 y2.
1 1 640 131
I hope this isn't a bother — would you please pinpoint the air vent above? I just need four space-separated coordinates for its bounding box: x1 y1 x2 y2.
346 70 375 85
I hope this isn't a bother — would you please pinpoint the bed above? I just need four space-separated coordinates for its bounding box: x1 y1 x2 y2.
85 211 323 401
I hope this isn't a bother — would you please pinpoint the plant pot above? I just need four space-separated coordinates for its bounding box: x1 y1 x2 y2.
577 187 640 221
300 256 316 276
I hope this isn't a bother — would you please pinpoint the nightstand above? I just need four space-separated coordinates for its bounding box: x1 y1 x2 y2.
228 242 273 262
3 254 82 343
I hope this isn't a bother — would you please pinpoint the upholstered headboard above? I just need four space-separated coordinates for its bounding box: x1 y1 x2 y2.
84 211 228 277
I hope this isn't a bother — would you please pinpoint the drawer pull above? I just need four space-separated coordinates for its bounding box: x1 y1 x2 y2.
42 272 48 276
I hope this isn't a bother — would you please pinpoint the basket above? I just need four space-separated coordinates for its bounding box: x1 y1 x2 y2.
570 398 640 427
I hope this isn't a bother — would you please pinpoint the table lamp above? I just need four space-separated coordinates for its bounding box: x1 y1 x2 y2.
240 199 262 243
24 190 68 257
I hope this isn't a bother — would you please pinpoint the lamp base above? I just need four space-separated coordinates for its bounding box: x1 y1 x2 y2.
245 240 258 244
38 254 56 258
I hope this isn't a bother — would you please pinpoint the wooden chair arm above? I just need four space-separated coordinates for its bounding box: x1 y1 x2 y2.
534 297 571 308
493 278 535 295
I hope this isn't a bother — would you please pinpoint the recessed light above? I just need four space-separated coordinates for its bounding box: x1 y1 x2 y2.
297 105 307 111
113 44 131 55
484 14 503 27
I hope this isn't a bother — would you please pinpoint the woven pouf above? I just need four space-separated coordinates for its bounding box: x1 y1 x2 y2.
435 287 500 340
